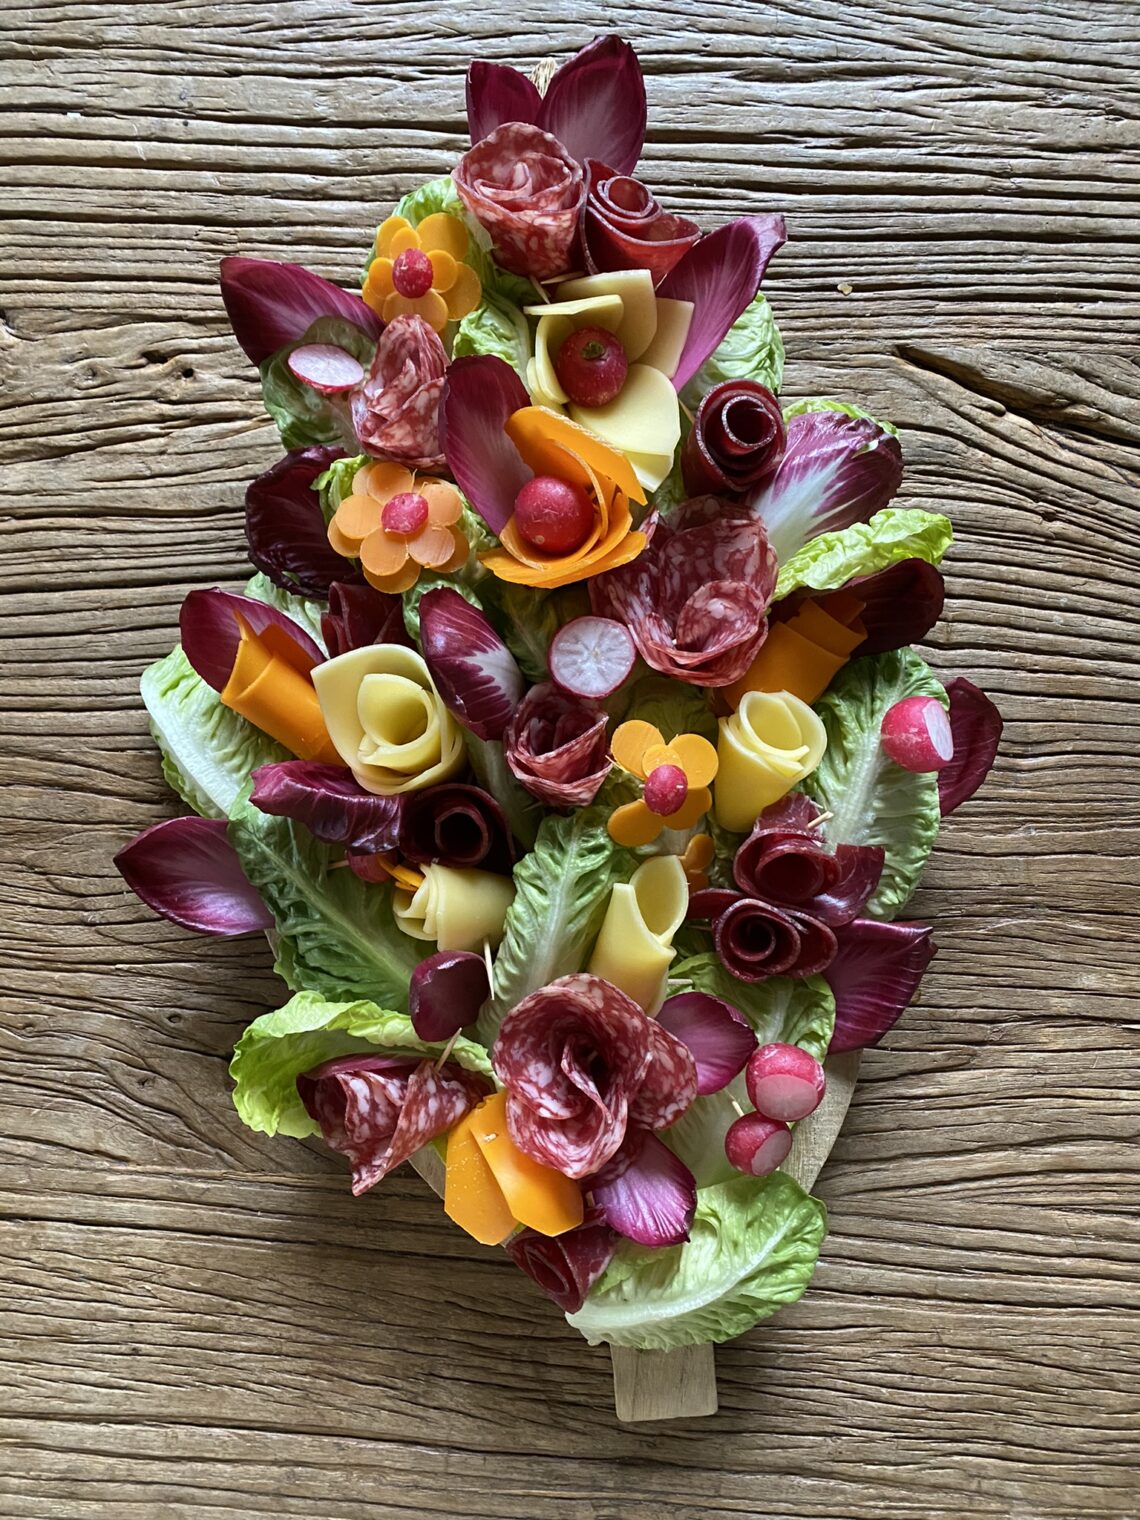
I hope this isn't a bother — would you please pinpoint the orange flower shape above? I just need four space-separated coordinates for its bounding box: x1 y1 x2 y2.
607 720 719 847
679 832 716 892
362 214 482 333
328 461 468 595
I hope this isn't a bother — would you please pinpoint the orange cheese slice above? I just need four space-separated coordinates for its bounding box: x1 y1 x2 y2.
469 1092 583 1237
792 599 867 659
444 1115 516 1246
220 614 341 764
505 406 646 505
724 595 869 709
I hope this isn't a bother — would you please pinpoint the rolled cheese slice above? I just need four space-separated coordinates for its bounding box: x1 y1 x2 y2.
220 615 340 765
714 690 828 832
393 865 515 953
311 643 465 795
587 853 688 1014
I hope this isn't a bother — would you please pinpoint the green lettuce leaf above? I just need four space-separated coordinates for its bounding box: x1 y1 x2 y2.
477 580 587 684
681 294 784 410
315 454 366 525
775 506 952 601
567 1172 826 1349
453 287 533 380
228 793 421 1007
243 572 326 649
613 672 717 743
393 177 463 227
260 318 372 451
783 395 900 438
478 807 630 1044
805 649 946 918
230 989 491 1139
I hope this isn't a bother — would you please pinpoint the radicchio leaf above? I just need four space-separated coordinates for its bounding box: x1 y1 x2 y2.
419 587 525 741
466 61 543 145
504 1207 619 1314
656 992 757 1095
849 558 946 657
179 588 323 693
219 256 382 367
321 579 410 658
591 1130 697 1247
249 761 402 852
408 950 491 1042
939 678 1004 816
114 816 273 936
245 447 347 598
438 355 532 534
826 919 937 1053
539 35 647 177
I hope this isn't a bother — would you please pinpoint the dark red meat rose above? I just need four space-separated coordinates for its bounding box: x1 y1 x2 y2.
581 159 700 285
504 1206 620 1313
682 380 787 498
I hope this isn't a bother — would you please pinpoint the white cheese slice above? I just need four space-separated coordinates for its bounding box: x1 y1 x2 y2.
568 364 681 486
587 855 688 1013
637 297 695 379
555 270 658 360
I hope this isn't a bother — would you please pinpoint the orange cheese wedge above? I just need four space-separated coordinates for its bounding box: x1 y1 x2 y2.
725 596 869 709
469 1092 583 1238
444 1115 516 1246
220 614 341 764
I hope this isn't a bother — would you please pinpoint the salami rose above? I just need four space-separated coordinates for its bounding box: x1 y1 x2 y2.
682 380 787 498
454 123 585 281
351 315 447 469
492 973 697 1178
504 682 612 807
504 1206 619 1313
298 1054 490 1196
581 159 700 285
590 496 777 687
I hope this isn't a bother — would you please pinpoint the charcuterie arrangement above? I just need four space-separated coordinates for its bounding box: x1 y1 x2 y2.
116 36 1003 1357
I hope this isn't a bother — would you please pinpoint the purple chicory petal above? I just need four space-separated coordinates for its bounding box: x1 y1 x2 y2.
399 783 515 875
114 816 273 936
249 761 403 852
849 558 946 657
656 992 757 1095
939 678 1003 816
179 588 323 693
539 35 647 177
826 919 937 1053
466 60 543 145
658 214 787 391
320 579 411 659
438 355 533 535
408 950 491 1042
219 256 382 367
419 587 525 741
504 1207 619 1314
749 410 904 564
244 447 347 599
591 1130 697 1247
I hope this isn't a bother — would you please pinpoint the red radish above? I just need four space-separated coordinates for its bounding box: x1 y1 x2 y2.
513 475 595 554
881 695 954 772
555 326 629 407
746 1043 826 1122
644 764 689 817
391 247 434 299
382 491 430 535
725 1113 792 1177
286 343 365 394
549 616 636 700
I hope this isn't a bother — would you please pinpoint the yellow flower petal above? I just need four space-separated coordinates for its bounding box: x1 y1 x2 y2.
669 733 719 788
416 212 469 260
356 461 415 502
608 800 664 848
388 223 421 258
362 258 394 313
427 249 458 293
444 263 482 320
328 518 361 559
682 833 716 873
364 560 422 595
439 526 470 573
333 492 382 542
384 288 449 332
612 721 663 779
360 529 410 578
420 479 463 527
664 786 713 832
408 521 459 569
375 217 412 257
643 742 683 774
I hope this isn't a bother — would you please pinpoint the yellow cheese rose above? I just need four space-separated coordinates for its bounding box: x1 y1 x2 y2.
393 865 515 953
587 854 688 1014
310 644 465 796
714 689 827 832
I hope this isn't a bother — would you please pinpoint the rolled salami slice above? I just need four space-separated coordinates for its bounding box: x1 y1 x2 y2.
454 123 585 280
504 682 612 807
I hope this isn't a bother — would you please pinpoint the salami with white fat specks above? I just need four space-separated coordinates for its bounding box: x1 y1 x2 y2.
454 123 585 281
491 973 697 1179
590 497 777 687
504 682 612 807
298 1054 488 1196
351 315 447 469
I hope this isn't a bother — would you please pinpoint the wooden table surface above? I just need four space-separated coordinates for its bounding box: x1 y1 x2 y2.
3 2 1138 1515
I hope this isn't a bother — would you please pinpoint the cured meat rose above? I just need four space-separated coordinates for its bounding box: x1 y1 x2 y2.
581 159 700 285
504 1205 619 1313
399 783 515 876
590 496 777 687
492 973 698 1178
454 123 585 280
503 682 612 807
682 381 787 498
298 1053 489 1195
733 795 883 927
351 315 447 469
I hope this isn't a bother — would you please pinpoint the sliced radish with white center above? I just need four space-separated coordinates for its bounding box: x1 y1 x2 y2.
745 1042 826 1121
549 616 636 700
725 1113 792 1177
286 343 365 395
880 695 954 773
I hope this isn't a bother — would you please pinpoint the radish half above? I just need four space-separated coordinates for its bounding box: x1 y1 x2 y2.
725 1113 793 1177
745 1042 826 1122
881 695 954 772
286 343 365 395
548 616 636 700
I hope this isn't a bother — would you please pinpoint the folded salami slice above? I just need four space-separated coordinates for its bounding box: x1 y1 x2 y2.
454 123 585 280
351 315 447 469
504 682 612 807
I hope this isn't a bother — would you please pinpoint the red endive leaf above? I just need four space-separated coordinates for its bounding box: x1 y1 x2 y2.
939 678 1004 815
539 35 647 176
179 589 323 693
658 214 788 391
419 587 525 741
320 580 411 658
466 60 543 144
249 761 402 852
245 447 347 599
219 256 382 366
438 355 532 534
826 919 937 1053
591 1130 697 1246
656 991 756 1095
114 817 273 936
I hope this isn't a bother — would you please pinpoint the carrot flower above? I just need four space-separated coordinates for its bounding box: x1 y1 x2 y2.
327 461 468 595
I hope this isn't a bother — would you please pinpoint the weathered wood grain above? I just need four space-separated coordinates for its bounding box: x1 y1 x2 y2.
1 0 1139 1513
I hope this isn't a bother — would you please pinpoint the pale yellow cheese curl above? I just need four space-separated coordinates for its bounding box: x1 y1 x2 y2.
587 854 689 1014
393 865 515 953
311 644 465 796
714 689 827 833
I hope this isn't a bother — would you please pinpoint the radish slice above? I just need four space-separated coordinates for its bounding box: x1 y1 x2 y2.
286 343 365 395
725 1113 792 1177
881 695 954 773
549 616 636 700
745 1042 826 1121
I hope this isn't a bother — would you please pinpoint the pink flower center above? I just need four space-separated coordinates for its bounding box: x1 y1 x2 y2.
382 491 430 536
391 248 434 299
644 764 689 817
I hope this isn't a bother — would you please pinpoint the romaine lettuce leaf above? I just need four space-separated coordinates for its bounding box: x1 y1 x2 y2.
228 793 420 1007
230 989 491 1138
393 177 463 227
805 650 946 918
259 317 371 451
681 293 784 408
775 506 952 601
567 1172 825 1349
783 395 899 438
613 673 717 744
454 288 532 380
